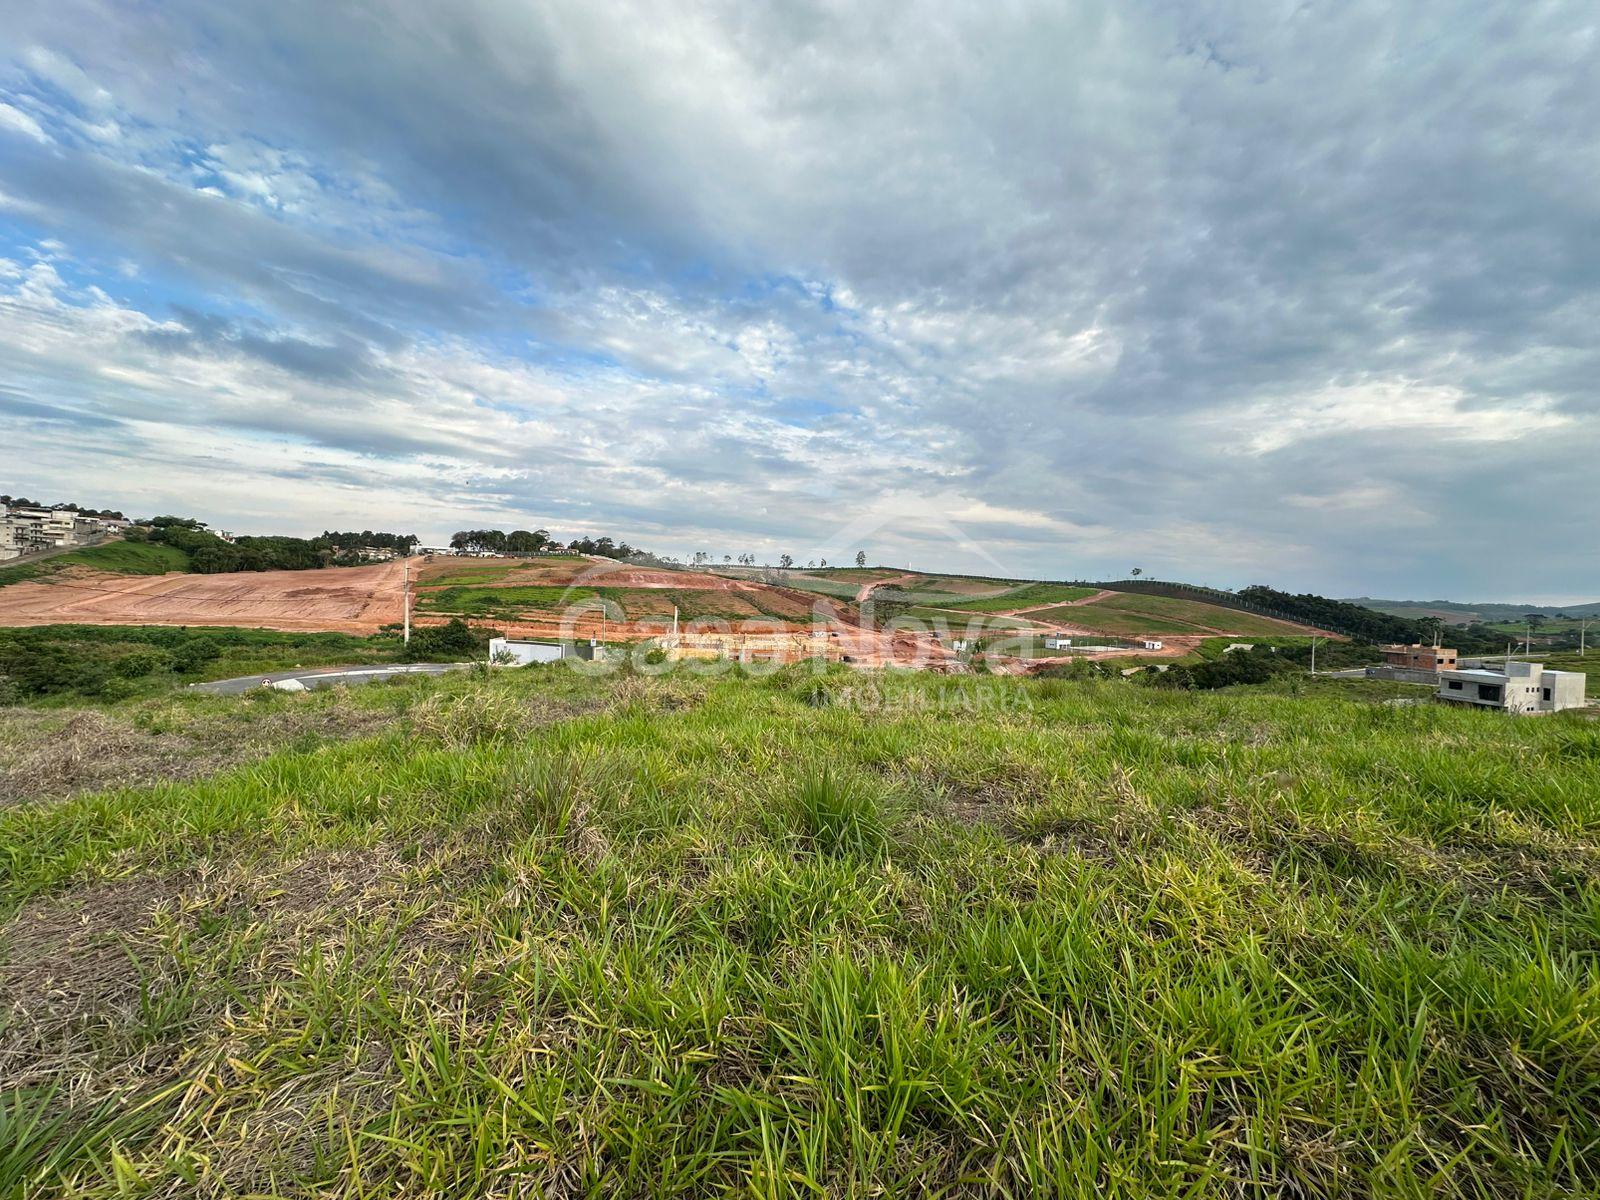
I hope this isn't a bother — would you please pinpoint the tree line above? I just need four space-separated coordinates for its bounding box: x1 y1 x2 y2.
133 518 420 574
0 494 126 519
448 529 645 560
1237 585 1506 652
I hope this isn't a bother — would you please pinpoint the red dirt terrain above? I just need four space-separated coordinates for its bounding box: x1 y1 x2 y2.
0 561 406 633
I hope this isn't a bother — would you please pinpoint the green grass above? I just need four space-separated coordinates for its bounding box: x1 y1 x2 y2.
421 584 810 623
760 573 863 599
933 582 1099 612
0 540 190 589
0 624 405 704
1024 593 1304 637
3 666 1599 1195
417 583 599 615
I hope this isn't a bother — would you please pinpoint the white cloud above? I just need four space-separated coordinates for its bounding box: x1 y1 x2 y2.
0 102 48 142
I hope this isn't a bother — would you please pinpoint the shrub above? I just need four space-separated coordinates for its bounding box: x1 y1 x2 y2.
401 618 491 662
113 649 174 679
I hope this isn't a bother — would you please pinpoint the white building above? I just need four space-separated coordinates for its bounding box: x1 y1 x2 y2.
1436 661 1587 714
488 636 570 665
0 504 81 560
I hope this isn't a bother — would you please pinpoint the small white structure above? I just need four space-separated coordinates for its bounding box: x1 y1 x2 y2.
1043 635 1073 651
1436 661 1587 714
1139 639 1164 651
488 636 568 666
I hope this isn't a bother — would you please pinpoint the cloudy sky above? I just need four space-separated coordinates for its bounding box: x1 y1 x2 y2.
1 2 1596 599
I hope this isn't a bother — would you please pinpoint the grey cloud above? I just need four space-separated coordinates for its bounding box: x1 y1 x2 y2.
1 1 1597 595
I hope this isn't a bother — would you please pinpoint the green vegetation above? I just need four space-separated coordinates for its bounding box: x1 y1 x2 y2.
0 541 190 590
0 625 402 702
2 666 1598 1195
398 618 495 663
418 583 600 616
1239 585 1431 643
933 582 1099 612
420 584 807 622
766 572 864 599
141 517 418 574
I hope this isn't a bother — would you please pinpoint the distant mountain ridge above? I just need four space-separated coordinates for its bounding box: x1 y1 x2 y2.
1348 597 1600 624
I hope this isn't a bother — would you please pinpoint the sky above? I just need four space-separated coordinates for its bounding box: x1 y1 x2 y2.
0 2 1596 601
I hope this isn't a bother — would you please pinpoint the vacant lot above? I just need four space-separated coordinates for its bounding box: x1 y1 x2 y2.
934 582 1101 612
3 666 1597 1196
1026 592 1313 638
0 561 406 633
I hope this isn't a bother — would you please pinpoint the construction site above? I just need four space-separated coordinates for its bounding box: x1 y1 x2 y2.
0 545 1327 672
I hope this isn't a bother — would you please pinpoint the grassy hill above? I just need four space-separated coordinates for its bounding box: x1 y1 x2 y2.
0 540 189 589
1351 596 1600 623
3 665 1597 1195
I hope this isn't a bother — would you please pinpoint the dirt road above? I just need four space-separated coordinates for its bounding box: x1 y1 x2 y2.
854 572 920 604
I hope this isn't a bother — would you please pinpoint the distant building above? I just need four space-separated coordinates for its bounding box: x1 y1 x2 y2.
488 636 571 665
1382 644 1458 672
0 504 81 560
1436 661 1587 714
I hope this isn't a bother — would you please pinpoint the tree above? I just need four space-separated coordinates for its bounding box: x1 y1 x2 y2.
1131 567 1143 577
855 551 867 568
1419 616 1445 646
778 554 794 570
1525 613 1548 631
506 529 551 553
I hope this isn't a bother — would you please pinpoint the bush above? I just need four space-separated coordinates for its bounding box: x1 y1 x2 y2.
170 638 223 672
401 618 490 662
113 649 174 679
1152 647 1299 690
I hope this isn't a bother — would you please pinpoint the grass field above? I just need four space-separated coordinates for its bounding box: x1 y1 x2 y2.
1025 593 1305 638
756 572 861 599
0 541 190 589
420 584 811 623
3 665 1598 1196
932 583 1100 613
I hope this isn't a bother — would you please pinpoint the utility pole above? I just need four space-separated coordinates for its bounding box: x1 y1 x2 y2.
1581 618 1590 658
402 560 411 645
1309 636 1318 676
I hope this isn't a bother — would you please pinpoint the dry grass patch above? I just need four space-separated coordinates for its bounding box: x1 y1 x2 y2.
0 700 395 807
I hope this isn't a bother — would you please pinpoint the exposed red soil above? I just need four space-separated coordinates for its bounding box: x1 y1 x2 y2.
0 561 406 633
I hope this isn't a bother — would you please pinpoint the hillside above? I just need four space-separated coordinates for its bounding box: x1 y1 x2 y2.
0 540 189 589
1350 596 1600 624
3 666 1597 1194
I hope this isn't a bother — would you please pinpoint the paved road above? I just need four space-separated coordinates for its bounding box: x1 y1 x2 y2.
190 662 467 695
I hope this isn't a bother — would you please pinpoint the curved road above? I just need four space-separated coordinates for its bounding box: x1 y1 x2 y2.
190 663 467 695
